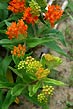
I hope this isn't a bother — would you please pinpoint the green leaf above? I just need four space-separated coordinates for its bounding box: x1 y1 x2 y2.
0 10 8 20
66 101 73 107
2 45 14 49
0 30 6 34
0 0 10 2
8 66 23 79
24 90 42 106
42 104 49 109
45 41 68 57
0 56 12 78
0 81 14 89
28 82 41 97
4 20 11 26
66 11 73 21
26 37 68 57
43 78 65 86
0 3 8 9
68 0 73 11
38 23 51 35
0 39 25 45
12 55 20 65
47 29 66 46
39 27 66 46
28 24 36 37
0 13 22 28
26 37 54 48
11 84 24 96
0 90 4 108
2 90 16 109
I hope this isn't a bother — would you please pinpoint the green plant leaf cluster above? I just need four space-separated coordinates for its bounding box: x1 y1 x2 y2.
0 0 68 109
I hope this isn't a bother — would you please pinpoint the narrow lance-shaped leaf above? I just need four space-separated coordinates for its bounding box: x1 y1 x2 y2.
39 26 66 46
0 56 12 78
28 82 41 97
8 66 23 79
12 55 21 65
2 90 16 109
11 84 24 96
24 89 42 106
48 29 66 46
0 81 14 89
43 78 65 86
0 90 4 108
68 0 73 11
26 37 68 57
26 37 54 48
45 41 68 57
0 39 25 45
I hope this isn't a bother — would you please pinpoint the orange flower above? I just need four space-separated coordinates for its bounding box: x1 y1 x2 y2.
6 22 18 39
11 44 26 57
8 0 25 13
35 68 50 79
17 19 28 35
44 5 63 27
23 7 38 24
6 19 28 39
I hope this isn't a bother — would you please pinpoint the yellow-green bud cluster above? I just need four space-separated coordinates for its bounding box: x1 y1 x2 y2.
43 54 55 61
43 54 62 69
29 0 41 16
43 54 62 63
37 93 48 103
18 56 50 78
54 57 62 65
24 56 42 74
37 85 54 103
26 61 42 73
42 85 54 95
18 60 25 69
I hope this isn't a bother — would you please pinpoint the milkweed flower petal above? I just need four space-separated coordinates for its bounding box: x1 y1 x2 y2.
17 19 28 35
23 7 38 24
8 0 25 13
6 22 18 39
44 5 63 27
11 44 26 57
6 19 28 39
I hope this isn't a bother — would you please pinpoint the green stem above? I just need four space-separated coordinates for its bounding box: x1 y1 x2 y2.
42 104 49 109
66 11 73 21
0 17 12 28
32 24 37 37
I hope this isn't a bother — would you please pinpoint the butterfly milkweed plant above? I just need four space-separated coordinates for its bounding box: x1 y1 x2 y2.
0 0 68 109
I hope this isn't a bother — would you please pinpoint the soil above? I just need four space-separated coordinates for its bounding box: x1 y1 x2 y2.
49 18 73 109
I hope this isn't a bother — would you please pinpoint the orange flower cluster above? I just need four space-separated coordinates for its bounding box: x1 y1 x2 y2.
11 44 26 57
6 19 28 39
8 0 25 13
17 19 28 35
6 22 18 39
44 5 63 27
23 7 38 24
35 68 50 79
